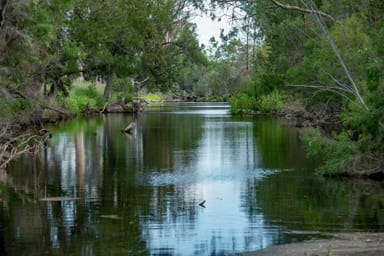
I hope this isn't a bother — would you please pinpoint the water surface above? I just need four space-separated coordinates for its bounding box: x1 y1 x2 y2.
1 103 384 255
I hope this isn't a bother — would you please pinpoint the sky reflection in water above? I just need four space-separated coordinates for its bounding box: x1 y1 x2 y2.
138 104 289 255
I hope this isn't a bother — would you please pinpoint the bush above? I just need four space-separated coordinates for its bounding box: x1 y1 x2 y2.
59 82 103 113
257 91 286 113
113 78 135 103
65 96 97 113
303 128 364 176
229 92 257 114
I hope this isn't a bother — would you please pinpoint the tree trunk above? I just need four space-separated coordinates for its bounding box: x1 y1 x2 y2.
103 66 114 102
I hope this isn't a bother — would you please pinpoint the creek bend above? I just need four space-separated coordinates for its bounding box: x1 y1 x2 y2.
1 102 384 255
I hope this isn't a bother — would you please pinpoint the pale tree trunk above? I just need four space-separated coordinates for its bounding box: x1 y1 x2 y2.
302 0 368 111
103 66 114 102
286 0 368 111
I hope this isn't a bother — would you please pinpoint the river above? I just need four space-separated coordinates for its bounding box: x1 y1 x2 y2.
1 103 384 255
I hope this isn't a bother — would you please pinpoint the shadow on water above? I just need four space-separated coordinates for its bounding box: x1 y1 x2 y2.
0 103 383 255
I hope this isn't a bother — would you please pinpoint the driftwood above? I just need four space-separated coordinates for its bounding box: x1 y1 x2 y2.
100 103 108 113
43 105 69 116
40 197 81 201
99 214 122 220
0 124 50 169
122 121 136 134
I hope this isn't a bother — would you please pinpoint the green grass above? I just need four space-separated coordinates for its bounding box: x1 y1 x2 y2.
72 81 105 95
59 81 104 113
143 93 164 101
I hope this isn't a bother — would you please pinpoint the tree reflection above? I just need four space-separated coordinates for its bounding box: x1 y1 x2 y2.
0 116 149 255
2 105 384 256
245 171 384 234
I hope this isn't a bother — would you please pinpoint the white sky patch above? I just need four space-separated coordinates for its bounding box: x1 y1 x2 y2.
191 9 233 47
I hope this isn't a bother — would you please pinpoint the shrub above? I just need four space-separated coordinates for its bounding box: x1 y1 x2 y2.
303 128 361 176
113 78 135 103
229 92 257 114
257 91 286 113
59 82 103 113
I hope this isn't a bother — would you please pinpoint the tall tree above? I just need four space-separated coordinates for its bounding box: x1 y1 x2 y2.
69 0 150 101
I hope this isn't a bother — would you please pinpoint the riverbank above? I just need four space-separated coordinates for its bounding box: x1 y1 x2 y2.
232 233 384 256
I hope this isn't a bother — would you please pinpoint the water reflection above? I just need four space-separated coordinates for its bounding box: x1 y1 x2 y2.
1 103 384 256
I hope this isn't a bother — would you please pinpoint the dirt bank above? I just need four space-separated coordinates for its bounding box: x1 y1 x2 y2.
231 233 384 256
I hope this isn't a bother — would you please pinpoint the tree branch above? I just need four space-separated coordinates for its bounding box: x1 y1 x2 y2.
268 0 334 22
301 0 368 110
287 83 362 109
208 1 334 23
0 0 10 30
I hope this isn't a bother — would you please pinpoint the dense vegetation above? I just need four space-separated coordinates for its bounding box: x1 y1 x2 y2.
201 0 384 177
1 0 383 177
0 0 209 168
0 0 208 120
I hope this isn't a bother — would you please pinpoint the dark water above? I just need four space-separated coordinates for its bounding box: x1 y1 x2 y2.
1 103 384 256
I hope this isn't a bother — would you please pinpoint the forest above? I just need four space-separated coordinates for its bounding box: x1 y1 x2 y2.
0 0 383 177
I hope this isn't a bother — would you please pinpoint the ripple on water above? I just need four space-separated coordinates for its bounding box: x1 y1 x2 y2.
144 168 284 186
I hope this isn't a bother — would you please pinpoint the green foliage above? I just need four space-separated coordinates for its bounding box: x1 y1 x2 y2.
257 91 286 113
9 99 32 114
222 0 384 176
112 78 135 103
59 83 103 113
303 128 357 175
0 0 209 119
64 96 91 113
229 92 257 114
143 93 164 102
1 0 384 177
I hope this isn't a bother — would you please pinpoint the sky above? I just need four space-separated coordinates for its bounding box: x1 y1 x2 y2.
191 8 233 46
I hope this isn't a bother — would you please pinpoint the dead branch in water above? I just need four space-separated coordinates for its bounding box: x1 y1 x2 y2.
122 121 136 134
0 124 50 169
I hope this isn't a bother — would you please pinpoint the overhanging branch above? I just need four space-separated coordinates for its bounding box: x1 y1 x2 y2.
268 0 334 22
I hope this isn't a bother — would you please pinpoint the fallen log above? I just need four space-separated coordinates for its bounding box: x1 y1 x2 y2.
122 121 136 134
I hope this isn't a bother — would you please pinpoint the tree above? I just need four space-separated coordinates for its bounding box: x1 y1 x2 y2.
199 0 384 175
69 0 150 101
0 0 79 120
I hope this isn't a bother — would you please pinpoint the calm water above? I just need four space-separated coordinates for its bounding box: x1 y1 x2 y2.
1 103 384 256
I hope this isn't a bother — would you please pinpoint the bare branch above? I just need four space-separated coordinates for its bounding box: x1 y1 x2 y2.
324 71 351 93
288 83 353 94
0 0 11 30
287 83 362 109
267 0 334 22
0 123 50 170
301 0 368 110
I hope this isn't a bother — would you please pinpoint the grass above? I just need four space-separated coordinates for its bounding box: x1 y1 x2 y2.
72 80 105 96
143 92 164 102
59 80 104 113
